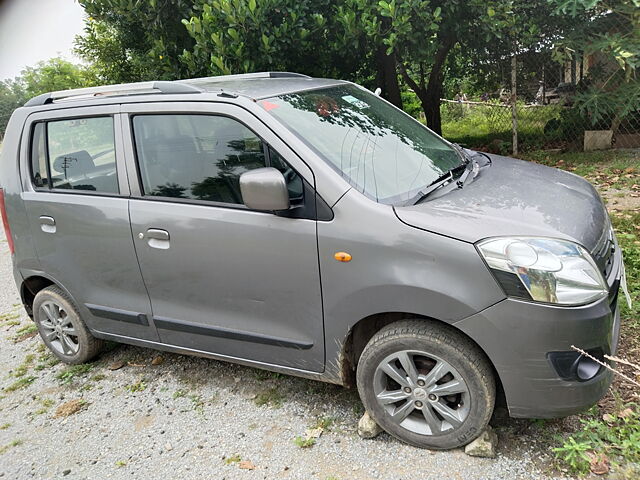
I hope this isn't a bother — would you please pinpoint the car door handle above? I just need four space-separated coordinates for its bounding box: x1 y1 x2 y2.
39 216 56 234
145 228 170 249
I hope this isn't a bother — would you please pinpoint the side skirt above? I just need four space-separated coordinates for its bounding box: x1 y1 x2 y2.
90 329 340 385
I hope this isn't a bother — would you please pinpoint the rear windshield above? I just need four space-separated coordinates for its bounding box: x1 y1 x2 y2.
261 84 461 205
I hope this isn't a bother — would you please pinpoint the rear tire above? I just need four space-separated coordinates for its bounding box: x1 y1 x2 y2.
356 320 495 450
33 286 104 364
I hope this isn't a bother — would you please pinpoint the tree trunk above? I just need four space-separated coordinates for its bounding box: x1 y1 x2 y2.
375 46 403 109
423 76 444 134
398 34 455 135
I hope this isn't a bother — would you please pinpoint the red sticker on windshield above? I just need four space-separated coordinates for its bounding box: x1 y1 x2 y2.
259 100 280 111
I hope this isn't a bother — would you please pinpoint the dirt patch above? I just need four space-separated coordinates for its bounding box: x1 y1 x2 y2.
54 399 87 418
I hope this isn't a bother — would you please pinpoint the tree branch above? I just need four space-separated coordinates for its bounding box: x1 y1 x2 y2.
397 60 425 97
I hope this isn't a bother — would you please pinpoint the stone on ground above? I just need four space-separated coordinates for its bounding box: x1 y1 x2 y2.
464 426 498 458
357 411 383 439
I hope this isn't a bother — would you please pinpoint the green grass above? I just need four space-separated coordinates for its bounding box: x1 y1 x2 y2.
33 397 54 415
173 389 187 399
293 435 316 448
254 369 282 381
547 154 640 477
254 387 283 408
4 376 36 392
553 408 640 476
12 354 35 377
224 453 242 465
521 150 640 190
0 311 20 323
56 364 93 384
441 102 564 150
311 416 335 431
125 378 147 393
12 323 37 341
612 211 640 324
0 439 23 455
34 352 60 371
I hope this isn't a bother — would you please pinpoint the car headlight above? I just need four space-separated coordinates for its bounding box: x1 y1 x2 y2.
477 237 608 305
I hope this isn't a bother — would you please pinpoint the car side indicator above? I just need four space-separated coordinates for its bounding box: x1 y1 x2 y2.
334 252 352 262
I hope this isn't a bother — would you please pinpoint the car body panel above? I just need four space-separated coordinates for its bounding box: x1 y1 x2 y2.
317 189 507 381
13 105 157 341
395 155 608 251
121 101 325 371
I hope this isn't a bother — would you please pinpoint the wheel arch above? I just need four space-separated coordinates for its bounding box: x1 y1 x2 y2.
339 312 506 408
19 274 79 318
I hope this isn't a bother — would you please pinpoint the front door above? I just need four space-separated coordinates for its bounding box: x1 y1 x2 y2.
122 103 325 372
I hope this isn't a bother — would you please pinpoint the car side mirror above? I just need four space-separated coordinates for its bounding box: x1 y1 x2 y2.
239 167 290 211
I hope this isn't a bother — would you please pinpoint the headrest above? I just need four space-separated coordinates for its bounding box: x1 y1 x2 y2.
52 150 95 176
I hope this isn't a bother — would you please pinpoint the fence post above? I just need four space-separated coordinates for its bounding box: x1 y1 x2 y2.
511 52 518 155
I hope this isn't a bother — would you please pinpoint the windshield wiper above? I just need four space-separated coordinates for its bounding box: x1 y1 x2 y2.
407 163 468 206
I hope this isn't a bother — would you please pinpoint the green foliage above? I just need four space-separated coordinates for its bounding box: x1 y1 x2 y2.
20 58 99 99
554 407 640 475
76 0 195 82
441 102 563 149
56 364 94 384
12 354 35 378
0 58 98 138
311 416 335 431
181 0 355 78
293 435 316 448
611 211 640 321
4 376 36 392
224 453 241 464
553 0 640 129
254 387 283 408
125 378 147 392
0 440 23 455
0 79 25 138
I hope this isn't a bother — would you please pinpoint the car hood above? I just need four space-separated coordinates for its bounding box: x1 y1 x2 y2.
394 154 607 251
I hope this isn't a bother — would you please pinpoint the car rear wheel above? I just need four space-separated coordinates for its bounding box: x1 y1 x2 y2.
356 320 495 450
33 285 104 364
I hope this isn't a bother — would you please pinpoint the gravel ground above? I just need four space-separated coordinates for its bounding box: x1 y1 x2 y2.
0 226 567 480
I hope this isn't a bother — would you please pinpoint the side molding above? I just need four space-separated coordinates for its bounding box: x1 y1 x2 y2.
154 316 313 350
86 304 149 326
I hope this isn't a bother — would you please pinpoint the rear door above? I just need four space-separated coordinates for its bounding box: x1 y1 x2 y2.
122 102 325 372
19 106 157 341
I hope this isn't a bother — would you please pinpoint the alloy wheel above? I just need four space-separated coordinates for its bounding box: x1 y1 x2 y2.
373 350 470 435
38 300 80 356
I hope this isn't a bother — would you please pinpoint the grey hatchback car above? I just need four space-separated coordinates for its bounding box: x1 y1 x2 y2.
0 72 630 450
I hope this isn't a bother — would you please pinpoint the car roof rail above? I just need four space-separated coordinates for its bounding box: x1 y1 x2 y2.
23 81 203 107
180 71 311 85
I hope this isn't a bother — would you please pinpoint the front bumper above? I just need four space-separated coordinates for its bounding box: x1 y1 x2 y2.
454 251 621 418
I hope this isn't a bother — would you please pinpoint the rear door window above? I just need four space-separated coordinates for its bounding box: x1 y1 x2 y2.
32 116 119 194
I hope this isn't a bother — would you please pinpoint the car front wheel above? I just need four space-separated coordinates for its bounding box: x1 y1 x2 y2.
356 320 495 449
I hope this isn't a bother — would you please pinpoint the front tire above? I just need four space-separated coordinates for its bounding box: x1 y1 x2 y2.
33 286 104 364
356 320 495 450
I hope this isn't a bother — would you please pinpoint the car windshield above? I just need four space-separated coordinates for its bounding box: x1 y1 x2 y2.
261 84 462 205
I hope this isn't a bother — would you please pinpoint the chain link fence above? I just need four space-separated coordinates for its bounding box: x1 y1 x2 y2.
440 41 639 154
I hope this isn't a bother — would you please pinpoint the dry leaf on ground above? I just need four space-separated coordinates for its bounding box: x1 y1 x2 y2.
238 460 255 470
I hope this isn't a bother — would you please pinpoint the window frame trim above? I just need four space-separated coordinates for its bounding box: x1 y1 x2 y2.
126 110 306 209
20 106 129 197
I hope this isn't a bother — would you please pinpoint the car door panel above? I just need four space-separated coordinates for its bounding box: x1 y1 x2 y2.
19 108 157 341
123 103 325 372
